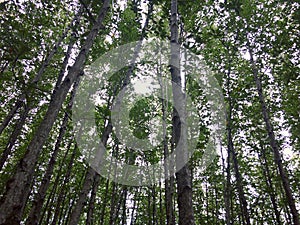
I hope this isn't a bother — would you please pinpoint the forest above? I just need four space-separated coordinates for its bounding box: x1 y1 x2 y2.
0 0 299 224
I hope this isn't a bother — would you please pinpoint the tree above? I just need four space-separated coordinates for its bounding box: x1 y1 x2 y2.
0 0 299 224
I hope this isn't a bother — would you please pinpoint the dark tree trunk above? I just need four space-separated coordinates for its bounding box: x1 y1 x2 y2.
0 99 23 136
0 0 110 223
258 142 282 225
50 143 78 225
109 181 118 225
0 4 83 137
0 104 30 171
25 79 79 225
86 174 101 225
247 40 300 225
158 60 175 225
68 165 97 224
225 58 251 225
230 138 251 225
68 121 112 225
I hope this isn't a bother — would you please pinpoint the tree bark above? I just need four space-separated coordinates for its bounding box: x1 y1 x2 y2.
170 0 195 224
25 79 79 225
0 4 83 137
0 103 30 171
68 121 112 225
158 53 175 225
247 41 300 225
0 0 110 223
226 71 251 225
229 136 251 225
86 174 101 225
258 141 282 225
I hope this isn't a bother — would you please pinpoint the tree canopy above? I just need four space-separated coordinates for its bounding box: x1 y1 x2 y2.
0 0 299 224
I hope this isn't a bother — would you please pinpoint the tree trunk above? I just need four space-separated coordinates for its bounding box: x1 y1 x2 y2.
86 174 101 225
258 141 282 225
0 4 83 137
226 72 251 225
0 15 81 171
223 52 233 225
0 0 110 223
230 137 251 225
25 79 79 225
68 120 112 224
109 181 118 225
247 40 300 225
170 0 195 224
158 55 175 225
50 143 78 225
0 104 30 171
0 99 23 136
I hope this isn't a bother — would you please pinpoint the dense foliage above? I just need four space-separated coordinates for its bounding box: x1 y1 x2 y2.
0 0 299 224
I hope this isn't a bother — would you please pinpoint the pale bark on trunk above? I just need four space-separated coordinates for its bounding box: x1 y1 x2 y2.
170 0 194 224
0 1 110 223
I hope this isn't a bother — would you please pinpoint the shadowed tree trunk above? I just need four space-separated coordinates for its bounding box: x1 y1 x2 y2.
86 174 101 225
223 55 233 225
25 78 79 225
50 144 79 225
246 39 300 225
0 4 83 138
0 0 110 223
68 121 112 225
228 100 251 225
258 141 282 225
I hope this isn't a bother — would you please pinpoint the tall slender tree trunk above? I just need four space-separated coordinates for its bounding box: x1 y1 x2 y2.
247 41 300 225
229 135 251 225
86 174 101 225
0 99 23 136
130 187 140 225
25 79 79 225
50 143 78 225
68 121 112 225
69 1 155 222
170 0 194 224
0 104 30 171
226 67 251 225
0 4 83 137
258 141 282 225
99 143 120 225
222 50 233 225
158 53 175 225
0 1 110 224
109 181 118 225
223 141 232 225
0 16 81 172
